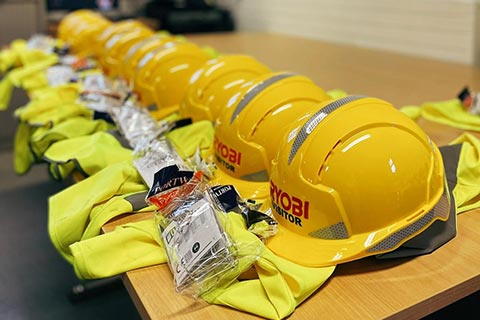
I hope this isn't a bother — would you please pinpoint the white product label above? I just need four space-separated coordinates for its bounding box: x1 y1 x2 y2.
162 199 226 286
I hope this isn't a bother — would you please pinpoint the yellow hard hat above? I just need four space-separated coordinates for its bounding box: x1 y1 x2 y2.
70 20 113 57
265 95 450 267
133 41 210 108
120 32 176 82
179 54 271 122
57 10 103 41
93 19 148 60
57 10 112 56
101 27 154 77
210 72 331 201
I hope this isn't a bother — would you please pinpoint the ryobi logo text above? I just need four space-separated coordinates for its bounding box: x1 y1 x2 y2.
270 180 309 227
214 137 242 173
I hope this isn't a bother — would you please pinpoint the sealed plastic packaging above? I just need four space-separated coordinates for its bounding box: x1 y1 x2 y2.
154 175 277 298
78 73 130 113
109 100 170 148
133 137 187 188
155 175 236 297
209 184 277 241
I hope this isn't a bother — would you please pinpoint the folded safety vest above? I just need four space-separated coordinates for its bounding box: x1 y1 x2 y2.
165 119 214 159
48 160 150 264
70 218 165 279
42 131 132 180
48 121 213 273
30 117 113 160
400 99 480 131
14 101 93 175
0 53 58 110
0 39 26 73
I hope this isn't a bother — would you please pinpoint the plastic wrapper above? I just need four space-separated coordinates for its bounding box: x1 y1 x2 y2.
458 86 480 115
209 184 278 241
46 65 75 86
146 165 198 210
59 55 97 72
76 73 124 113
154 175 277 298
187 148 216 179
180 148 278 240
27 34 56 53
155 175 237 297
109 101 172 148
133 138 186 188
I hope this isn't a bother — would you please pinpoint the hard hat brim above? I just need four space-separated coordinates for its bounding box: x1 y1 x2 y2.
265 179 451 267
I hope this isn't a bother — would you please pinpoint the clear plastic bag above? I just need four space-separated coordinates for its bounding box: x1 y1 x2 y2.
109 100 173 148
156 175 237 297
209 184 278 241
133 138 184 187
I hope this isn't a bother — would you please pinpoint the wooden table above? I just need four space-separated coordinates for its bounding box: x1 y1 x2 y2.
105 32 480 319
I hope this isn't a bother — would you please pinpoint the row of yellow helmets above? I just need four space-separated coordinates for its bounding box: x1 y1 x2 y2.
57 10 450 267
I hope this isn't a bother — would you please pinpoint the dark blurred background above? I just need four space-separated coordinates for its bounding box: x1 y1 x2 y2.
0 0 234 45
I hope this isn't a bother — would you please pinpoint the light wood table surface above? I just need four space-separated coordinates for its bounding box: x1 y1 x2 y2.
105 32 480 319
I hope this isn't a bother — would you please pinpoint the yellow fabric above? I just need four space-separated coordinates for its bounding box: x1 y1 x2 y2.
20 71 49 92
153 111 181 123
8 53 58 87
9 38 28 57
17 102 92 126
166 120 214 159
30 117 113 159
450 133 480 213
202 213 335 320
82 192 154 241
399 105 422 120
13 103 93 175
48 161 148 264
47 121 214 278
0 39 56 75
326 89 348 100
400 99 480 131
0 76 14 110
18 48 55 68
14 121 35 174
0 48 20 74
43 131 132 180
70 219 166 279
0 70 74 110
15 84 80 120
0 39 26 73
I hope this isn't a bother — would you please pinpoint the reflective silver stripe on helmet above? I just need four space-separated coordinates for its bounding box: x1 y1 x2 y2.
125 35 160 61
136 41 178 70
288 95 365 165
309 222 349 239
230 73 295 124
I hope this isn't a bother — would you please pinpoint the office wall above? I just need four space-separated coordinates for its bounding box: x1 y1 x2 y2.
218 0 478 65
0 0 47 45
